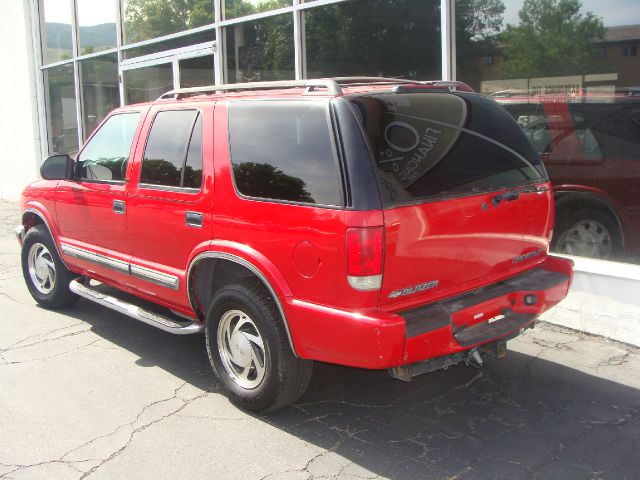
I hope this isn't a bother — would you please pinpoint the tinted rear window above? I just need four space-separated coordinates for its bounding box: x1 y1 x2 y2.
228 100 342 206
348 92 546 205
141 109 201 188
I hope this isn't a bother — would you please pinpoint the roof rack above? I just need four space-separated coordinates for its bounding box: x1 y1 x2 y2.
157 79 343 100
156 77 472 101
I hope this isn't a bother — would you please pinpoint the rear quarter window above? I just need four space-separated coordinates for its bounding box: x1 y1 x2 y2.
228 100 342 207
349 92 546 206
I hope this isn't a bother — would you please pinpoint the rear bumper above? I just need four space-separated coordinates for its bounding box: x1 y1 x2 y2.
285 255 573 369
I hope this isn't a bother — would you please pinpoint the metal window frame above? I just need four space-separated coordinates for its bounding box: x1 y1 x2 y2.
32 0 455 160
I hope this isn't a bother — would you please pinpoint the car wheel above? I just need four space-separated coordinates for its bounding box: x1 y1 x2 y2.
205 279 313 413
21 225 79 308
552 208 621 260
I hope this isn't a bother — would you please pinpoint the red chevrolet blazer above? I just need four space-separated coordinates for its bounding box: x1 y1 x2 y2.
16 78 573 412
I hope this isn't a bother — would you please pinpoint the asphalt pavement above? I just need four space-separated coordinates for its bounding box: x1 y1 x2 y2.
1 201 639 480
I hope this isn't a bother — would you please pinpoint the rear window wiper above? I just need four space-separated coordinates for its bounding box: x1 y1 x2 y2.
491 185 549 206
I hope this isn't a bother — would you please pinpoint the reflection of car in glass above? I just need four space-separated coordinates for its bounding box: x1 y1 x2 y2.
500 94 640 262
16 78 572 412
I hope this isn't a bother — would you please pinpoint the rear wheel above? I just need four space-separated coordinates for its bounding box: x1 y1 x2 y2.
205 279 312 413
21 225 79 308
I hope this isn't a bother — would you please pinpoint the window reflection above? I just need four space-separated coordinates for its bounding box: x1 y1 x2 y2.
226 15 294 82
124 63 174 104
78 113 141 182
456 0 640 263
40 0 73 64
123 0 213 44
77 0 117 55
80 54 119 138
304 0 441 79
225 0 291 21
122 30 214 60
44 64 79 155
179 55 215 88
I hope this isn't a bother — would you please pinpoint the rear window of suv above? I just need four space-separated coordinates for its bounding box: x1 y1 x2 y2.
348 92 546 206
228 100 342 207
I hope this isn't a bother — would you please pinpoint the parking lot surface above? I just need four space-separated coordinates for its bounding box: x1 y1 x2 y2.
1 201 639 480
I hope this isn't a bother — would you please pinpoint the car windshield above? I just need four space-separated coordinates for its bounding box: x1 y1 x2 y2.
347 92 546 206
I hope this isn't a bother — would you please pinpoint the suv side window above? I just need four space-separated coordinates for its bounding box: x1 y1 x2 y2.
140 109 202 189
228 101 342 206
76 112 141 182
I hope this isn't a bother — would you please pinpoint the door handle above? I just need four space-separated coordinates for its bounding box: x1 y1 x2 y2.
113 200 125 214
186 211 203 228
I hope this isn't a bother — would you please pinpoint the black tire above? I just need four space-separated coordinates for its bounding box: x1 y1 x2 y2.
205 279 312 413
21 225 79 309
551 206 622 260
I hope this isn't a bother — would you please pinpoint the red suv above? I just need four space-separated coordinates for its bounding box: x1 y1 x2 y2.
16 78 573 412
499 93 640 261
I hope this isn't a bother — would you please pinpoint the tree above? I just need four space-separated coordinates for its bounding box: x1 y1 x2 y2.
232 162 313 203
501 0 605 78
455 0 505 87
124 0 212 44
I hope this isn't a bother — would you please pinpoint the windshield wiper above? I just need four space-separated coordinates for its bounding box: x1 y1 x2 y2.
491 185 549 206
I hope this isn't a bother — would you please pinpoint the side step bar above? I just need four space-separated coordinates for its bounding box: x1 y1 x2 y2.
69 279 204 335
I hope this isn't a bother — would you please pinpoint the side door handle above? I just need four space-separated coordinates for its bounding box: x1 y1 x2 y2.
113 200 125 215
185 211 203 228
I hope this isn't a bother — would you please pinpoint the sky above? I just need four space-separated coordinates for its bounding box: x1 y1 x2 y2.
44 0 117 26
44 0 640 28
502 0 640 27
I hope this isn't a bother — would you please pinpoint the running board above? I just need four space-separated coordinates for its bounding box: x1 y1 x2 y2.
69 279 204 335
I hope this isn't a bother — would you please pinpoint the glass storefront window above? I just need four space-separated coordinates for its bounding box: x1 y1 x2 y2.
77 0 117 55
456 0 640 264
124 63 174 104
122 30 214 60
123 0 214 45
44 64 79 154
79 53 119 138
304 0 442 79
179 55 215 88
40 0 73 64
226 15 294 83
224 0 291 21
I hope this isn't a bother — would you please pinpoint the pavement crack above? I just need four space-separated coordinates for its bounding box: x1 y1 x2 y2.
78 383 211 479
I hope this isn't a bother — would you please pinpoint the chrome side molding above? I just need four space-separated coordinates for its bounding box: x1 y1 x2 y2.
130 264 179 290
69 279 203 335
61 243 129 274
60 243 179 290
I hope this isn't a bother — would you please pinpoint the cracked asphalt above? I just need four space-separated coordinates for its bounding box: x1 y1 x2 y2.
1 200 639 480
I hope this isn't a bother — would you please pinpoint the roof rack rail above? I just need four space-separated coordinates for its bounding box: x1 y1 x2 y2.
332 76 419 86
157 79 342 100
156 77 473 101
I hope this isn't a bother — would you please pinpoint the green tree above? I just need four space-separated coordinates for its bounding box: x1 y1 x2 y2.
501 0 605 78
233 162 313 203
455 0 505 87
124 0 213 44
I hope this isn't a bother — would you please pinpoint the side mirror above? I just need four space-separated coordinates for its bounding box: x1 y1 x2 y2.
40 154 73 180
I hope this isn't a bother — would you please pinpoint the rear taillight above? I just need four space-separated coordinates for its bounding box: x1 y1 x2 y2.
346 227 383 291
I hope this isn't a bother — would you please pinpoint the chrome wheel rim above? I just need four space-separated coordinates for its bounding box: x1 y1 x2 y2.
557 219 613 259
27 242 56 294
217 309 266 390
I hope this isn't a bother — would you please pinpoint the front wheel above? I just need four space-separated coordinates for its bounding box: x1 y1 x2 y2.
21 225 79 309
205 279 312 413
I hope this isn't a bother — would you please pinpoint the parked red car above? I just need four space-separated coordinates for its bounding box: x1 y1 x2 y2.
499 93 640 262
16 78 573 412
